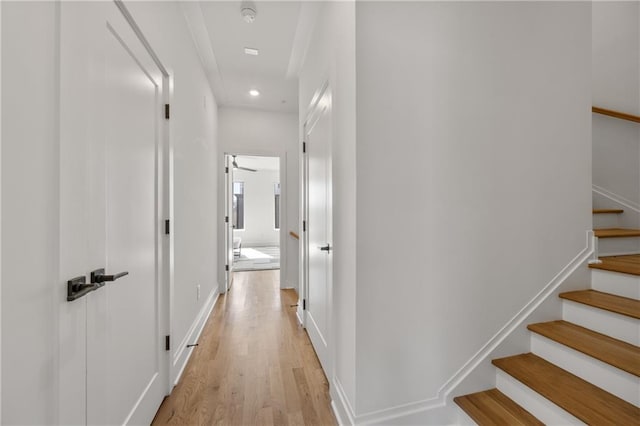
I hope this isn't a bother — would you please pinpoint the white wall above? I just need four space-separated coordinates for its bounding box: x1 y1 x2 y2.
299 1 357 418
354 1 591 418
217 107 299 289
1 1 218 421
1 2 60 423
126 1 219 385
233 168 280 247
592 2 640 209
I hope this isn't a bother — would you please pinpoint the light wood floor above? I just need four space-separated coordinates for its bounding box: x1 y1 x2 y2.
152 270 337 426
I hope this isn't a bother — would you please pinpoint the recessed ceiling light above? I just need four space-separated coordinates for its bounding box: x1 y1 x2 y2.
249 89 260 97
244 47 259 56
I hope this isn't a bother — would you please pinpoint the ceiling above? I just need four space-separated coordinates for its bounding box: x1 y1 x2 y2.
234 155 280 172
182 1 317 113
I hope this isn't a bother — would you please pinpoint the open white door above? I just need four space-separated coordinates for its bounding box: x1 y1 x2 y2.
302 86 333 375
58 2 168 424
224 154 234 291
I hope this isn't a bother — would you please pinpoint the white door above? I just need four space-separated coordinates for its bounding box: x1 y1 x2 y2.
225 154 234 291
304 87 333 374
58 2 167 424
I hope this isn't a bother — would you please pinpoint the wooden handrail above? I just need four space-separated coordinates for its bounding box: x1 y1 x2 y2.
592 106 640 123
289 231 299 240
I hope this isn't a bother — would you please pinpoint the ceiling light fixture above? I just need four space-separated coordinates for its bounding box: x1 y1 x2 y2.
244 47 259 56
241 2 257 23
249 89 260 97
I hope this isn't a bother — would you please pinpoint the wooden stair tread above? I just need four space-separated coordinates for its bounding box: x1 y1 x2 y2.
492 353 640 425
593 209 624 214
454 388 543 426
593 228 640 238
559 290 640 319
589 254 640 276
528 320 640 376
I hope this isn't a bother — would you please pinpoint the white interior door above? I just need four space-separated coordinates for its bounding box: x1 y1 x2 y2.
58 2 167 424
225 154 234 291
304 87 333 375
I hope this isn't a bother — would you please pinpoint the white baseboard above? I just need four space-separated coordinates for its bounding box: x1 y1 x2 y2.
172 286 219 386
331 378 356 426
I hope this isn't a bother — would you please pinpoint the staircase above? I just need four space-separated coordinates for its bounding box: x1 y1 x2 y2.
454 209 640 424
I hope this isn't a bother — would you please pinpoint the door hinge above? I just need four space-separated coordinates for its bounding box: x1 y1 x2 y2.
302 142 306 153
303 220 306 232
225 166 229 174
225 264 229 272
303 299 306 310
225 216 229 223
165 219 170 235
165 335 170 351
164 104 170 119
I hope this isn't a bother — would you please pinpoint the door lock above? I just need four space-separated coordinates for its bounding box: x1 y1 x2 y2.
91 268 129 284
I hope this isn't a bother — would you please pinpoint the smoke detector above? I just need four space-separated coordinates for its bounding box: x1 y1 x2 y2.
241 4 256 23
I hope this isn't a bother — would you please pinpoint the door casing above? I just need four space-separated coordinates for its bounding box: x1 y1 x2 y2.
300 81 333 376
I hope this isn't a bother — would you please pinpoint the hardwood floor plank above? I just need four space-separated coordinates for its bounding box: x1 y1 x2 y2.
152 270 336 426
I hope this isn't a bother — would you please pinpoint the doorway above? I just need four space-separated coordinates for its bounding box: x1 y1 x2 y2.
224 154 285 290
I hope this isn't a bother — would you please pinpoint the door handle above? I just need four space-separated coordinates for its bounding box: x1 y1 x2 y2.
91 268 129 284
319 244 331 252
67 275 101 301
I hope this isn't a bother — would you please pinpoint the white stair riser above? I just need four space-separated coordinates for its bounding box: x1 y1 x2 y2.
591 269 640 299
495 370 584 425
562 300 639 345
597 238 640 257
593 214 620 229
456 408 477 425
530 334 640 405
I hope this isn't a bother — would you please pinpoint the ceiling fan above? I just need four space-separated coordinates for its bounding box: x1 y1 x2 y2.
232 155 257 172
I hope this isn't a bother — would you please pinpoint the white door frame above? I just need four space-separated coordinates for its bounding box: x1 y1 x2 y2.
222 150 287 289
112 0 173 397
224 154 233 292
0 2 3 420
299 82 332 330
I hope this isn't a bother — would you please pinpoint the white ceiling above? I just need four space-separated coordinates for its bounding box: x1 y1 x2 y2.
234 155 280 172
183 1 316 113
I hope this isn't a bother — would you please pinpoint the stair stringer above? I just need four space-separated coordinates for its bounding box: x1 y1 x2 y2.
334 234 593 425
441 233 593 413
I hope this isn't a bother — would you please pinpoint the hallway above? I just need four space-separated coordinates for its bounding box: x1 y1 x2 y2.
152 271 336 425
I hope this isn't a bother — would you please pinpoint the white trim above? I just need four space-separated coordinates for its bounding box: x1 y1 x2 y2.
593 184 640 214
122 372 159 426
172 287 219 386
596 250 640 256
0 1 3 421
179 2 227 103
437 231 592 396
286 2 321 79
331 232 593 425
331 378 356 426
